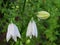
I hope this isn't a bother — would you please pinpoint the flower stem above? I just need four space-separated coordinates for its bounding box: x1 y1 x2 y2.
22 0 26 13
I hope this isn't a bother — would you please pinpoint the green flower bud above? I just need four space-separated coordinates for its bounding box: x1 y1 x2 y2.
26 39 30 44
37 11 50 19
16 6 19 9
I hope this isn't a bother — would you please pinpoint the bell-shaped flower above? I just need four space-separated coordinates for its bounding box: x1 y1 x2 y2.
6 23 21 42
26 19 38 38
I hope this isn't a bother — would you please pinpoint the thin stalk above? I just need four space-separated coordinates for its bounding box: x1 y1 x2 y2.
22 0 26 14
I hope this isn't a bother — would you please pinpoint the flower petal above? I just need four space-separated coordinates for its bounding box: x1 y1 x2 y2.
10 23 21 42
12 35 17 42
6 31 11 42
26 21 32 38
32 20 38 37
13 24 21 38
6 24 12 42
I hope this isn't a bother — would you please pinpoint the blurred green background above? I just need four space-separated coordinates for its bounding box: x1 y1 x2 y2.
0 0 60 45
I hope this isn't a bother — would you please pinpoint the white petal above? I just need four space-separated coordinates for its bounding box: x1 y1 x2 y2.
8 23 15 35
12 35 17 42
6 23 14 42
32 20 38 37
10 23 21 42
13 24 21 38
6 31 11 42
26 21 32 38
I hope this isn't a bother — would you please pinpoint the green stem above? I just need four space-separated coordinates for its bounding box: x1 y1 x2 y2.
22 0 26 13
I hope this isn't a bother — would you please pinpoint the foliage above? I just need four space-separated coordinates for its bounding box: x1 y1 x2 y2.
0 0 60 45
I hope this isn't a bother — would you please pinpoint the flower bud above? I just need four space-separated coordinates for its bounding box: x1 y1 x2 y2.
37 11 50 19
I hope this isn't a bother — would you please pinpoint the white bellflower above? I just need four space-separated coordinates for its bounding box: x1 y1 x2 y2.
26 19 38 38
6 23 21 42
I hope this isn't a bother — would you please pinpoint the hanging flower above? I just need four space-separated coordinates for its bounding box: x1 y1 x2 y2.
26 18 38 38
6 23 21 42
37 11 50 19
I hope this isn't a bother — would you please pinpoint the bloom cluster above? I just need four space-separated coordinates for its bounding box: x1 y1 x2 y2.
6 11 50 42
6 19 38 42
